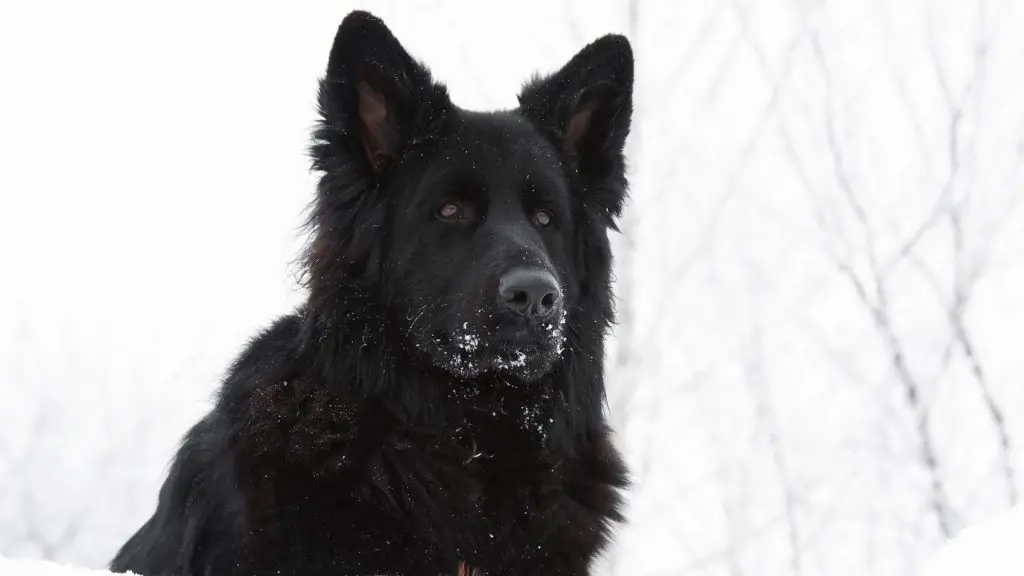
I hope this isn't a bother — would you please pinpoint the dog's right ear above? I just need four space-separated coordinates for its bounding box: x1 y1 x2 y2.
312 11 450 177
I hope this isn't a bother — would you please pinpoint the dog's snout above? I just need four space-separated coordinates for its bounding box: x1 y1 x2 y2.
497 268 562 320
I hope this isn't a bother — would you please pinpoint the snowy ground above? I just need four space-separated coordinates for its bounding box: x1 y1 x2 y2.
0 558 133 576
5 513 1020 576
1 505 1022 575
921 504 1024 576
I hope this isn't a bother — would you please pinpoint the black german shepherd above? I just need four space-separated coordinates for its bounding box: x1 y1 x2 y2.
111 10 633 576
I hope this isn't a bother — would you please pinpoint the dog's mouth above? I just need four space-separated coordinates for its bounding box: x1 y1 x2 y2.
425 316 566 381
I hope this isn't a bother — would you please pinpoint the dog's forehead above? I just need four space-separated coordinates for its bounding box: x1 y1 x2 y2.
440 109 564 180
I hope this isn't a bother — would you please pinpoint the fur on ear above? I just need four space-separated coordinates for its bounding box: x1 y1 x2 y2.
517 35 633 219
311 11 451 177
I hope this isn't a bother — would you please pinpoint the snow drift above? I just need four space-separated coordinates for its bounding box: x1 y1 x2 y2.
0 558 134 576
0 507 1020 575
921 504 1024 576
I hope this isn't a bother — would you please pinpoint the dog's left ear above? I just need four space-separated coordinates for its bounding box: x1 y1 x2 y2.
518 35 633 190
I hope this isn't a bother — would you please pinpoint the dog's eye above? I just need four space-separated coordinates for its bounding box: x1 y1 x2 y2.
533 209 554 227
438 201 464 222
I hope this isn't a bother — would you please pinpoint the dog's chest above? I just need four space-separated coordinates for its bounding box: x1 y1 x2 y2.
440 446 559 570
447 381 558 449
438 396 565 556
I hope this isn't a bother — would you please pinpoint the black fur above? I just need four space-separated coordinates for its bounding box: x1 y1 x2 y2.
111 11 633 576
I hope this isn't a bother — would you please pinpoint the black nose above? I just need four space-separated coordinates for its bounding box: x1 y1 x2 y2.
498 268 562 319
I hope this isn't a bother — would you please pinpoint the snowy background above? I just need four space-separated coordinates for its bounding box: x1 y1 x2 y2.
2 1 1023 575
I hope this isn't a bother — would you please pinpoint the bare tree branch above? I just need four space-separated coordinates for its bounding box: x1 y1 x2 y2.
742 314 803 574
809 25 958 539
660 0 823 288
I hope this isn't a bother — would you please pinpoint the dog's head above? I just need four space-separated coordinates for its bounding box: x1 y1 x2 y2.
307 12 632 383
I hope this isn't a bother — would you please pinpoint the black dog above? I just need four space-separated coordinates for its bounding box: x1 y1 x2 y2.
111 10 633 576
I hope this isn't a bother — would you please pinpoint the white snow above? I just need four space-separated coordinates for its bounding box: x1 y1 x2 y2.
2 505 1023 576
0 558 135 576
921 505 1024 576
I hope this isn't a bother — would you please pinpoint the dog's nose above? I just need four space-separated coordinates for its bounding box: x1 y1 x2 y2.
498 268 562 319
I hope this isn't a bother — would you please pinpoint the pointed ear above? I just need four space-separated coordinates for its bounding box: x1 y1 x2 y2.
518 35 633 184
312 11 450 176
